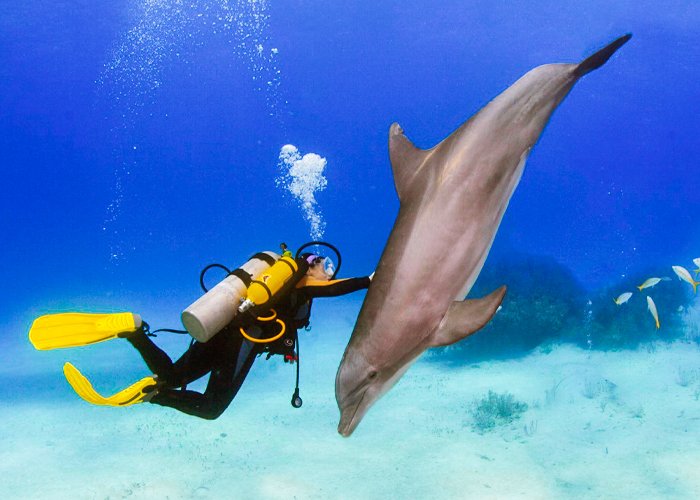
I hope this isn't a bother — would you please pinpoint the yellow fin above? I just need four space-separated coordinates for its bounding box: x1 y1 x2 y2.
29 312 141 350
63 363 157 407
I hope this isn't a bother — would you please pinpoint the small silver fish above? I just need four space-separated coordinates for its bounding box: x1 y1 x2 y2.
613 292 633 305
646 296 660 330
637 277 661 291
672 265 699 294
693 257 700 277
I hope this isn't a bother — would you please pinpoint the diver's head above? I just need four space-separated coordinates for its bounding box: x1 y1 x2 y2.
301 253 334 281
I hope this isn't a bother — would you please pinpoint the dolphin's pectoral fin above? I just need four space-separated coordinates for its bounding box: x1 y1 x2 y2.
389 122 430 202
429 286 507 347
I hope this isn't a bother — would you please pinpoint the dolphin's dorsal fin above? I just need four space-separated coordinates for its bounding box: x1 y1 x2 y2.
389 123 430 202
429 286 507 347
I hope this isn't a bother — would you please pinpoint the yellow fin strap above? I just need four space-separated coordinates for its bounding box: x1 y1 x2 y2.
239 319 286 344
63 362 157 407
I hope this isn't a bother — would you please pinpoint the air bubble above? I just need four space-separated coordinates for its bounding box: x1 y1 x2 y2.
277 145 328 240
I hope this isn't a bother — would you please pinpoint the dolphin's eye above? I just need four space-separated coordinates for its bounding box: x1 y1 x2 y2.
368 371 378 381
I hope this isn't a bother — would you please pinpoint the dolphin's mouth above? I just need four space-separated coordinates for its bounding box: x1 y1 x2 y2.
337 388 368 437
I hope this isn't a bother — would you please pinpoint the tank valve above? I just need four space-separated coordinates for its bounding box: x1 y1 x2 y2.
238 298 255 314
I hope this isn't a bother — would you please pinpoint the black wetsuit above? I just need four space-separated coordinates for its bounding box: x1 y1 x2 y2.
127 276 370 419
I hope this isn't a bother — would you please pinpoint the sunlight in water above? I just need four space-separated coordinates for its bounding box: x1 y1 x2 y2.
98 0 281 114
97 0 283 263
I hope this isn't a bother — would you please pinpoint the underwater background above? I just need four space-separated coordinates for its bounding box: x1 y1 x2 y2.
2 1 700 498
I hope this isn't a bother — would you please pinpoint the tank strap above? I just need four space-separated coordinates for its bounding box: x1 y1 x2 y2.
278 258 296 274
250 280 273 302
229 268 252 286
251 252 276 266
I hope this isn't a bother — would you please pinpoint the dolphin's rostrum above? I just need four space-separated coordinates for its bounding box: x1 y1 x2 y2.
335 34 632 437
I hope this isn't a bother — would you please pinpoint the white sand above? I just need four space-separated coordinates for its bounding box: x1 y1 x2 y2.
5 307 700 499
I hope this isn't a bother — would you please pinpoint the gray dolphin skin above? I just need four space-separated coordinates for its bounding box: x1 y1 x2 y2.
335 34 632 437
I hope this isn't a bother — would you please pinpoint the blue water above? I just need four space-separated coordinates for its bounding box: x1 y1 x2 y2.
2 1 700 498
3 1 698 305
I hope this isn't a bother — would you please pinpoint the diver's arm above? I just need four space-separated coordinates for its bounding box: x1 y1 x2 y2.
296 276 370 298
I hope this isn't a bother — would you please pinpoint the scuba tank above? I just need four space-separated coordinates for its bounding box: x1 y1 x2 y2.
181 242 342 343
238 254 299 314
181 251 279 342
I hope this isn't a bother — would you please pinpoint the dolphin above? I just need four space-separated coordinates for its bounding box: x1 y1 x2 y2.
335 34 631 437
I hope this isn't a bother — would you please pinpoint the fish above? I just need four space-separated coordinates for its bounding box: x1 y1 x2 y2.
614 292 633 305
671 265 699 294
646 296 660 329
637 277 661 291
334 34 632 437
693 257 700 277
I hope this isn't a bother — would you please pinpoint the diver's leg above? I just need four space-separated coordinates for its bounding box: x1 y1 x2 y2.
198 338 259 416
126 329 175 378
166 337 222 387
127 329 216 387
149 336 259 420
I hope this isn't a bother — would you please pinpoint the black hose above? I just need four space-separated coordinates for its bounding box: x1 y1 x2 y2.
295 241 342 279
199 263 232 293
295 330 300 390
150 328 189 335
291 329 302 408
142 322 188 337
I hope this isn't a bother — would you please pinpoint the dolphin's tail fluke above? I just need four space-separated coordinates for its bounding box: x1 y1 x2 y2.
574 33 632 77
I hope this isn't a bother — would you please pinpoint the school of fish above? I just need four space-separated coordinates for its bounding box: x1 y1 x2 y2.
614 258 699 330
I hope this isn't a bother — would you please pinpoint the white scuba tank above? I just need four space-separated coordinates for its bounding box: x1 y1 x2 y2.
181 251 279 342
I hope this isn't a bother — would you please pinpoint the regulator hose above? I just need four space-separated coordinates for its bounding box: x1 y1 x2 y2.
198 263 232 293
295 241 342 279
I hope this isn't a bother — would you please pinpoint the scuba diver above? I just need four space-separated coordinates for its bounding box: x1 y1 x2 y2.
29 242 372 419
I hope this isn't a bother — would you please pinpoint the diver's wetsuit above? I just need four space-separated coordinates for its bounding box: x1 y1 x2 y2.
127 275 370 419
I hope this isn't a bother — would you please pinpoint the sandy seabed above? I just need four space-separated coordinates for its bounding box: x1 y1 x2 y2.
3 308 700 499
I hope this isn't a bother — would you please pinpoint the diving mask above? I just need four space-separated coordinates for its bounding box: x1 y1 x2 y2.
307 254 335 279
